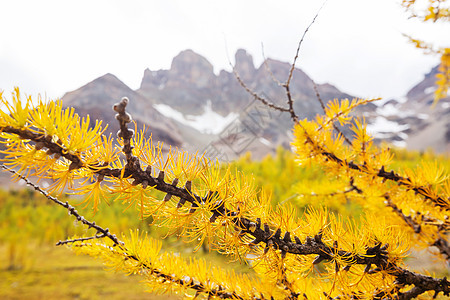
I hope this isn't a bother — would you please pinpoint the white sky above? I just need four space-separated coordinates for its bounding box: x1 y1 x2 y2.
0 0 449 102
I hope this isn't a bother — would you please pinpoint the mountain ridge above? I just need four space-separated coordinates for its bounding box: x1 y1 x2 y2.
61 49 449 158
61 73 183 147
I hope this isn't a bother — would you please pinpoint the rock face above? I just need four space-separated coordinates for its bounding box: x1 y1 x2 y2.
402 66 450 153
234 48 256 81
138 49 355 116
139 50 218 115
137 49 359 159
61 73 183 147
61 49 447 160
170 49 216 89
373 66 450 153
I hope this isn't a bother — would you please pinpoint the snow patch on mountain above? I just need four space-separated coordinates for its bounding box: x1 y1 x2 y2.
366 116 410 137
153 100 238 134
376 103 429 121
424 86 436 94
259 137 272 146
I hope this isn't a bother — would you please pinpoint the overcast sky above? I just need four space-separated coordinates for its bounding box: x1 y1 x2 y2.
1 0 449 102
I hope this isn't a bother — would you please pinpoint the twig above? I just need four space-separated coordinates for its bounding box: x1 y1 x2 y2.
283 84 299 123
384 194 450 261
312 80 326 112
113 97 135 166
261 42 283 87
0 164 123 246
279 1 328 123
233 3 328 123
285 1 328 88
56 234 107 246
291 132 450 210
312 80 352 145
231 66 291 113
303 178 362 198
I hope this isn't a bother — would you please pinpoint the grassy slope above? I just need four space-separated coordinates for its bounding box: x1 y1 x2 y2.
0 244 177 300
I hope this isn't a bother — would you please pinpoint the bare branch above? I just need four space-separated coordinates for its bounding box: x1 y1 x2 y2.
232 3 328 123
261 42 283 87
312 80 326 112
285 1 328 87
231 65 291 113
283 84 299 123
276 1 328 124
56 234 107 246
113 97 135 165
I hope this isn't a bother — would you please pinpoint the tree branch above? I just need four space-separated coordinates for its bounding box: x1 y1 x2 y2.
385 194 450 261
285 1 327 88
295 129 449 211
261 42 283 87
312 80 352 145
0 164 123 246
231 64 291 113
1 98 449 298
56 234 107 246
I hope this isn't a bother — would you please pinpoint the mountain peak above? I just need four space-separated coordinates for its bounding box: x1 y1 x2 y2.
171 50 213 73
234 49 255 81
91 73 128 87
61 72 183 147
235 48 252 62
166 50 215 89
99 72 117 79
62 73 129 107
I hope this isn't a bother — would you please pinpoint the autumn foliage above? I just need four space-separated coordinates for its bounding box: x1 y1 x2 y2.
0 2 449 298
0 87 448 299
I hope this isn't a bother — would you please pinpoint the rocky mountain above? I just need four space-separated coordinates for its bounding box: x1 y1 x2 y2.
138 49 354 118
60 49 360 160
370 66 450 153
61 73 183 147
60 49 447 161
136 49 365 159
